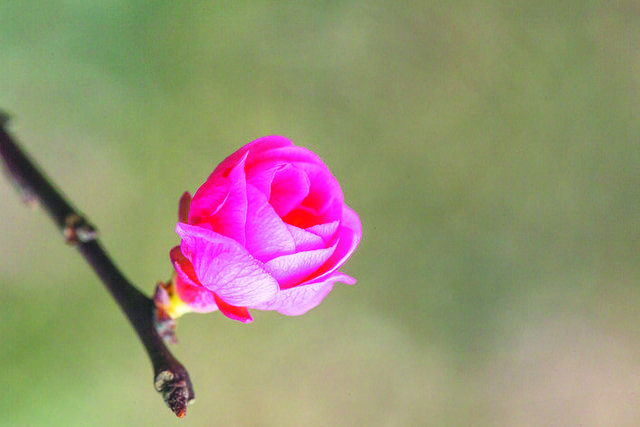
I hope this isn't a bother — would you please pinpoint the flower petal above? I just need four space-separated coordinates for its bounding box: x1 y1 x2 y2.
213 136 294 177
189 152 249 245
177 223 279 306
246 145 325 170
301 205 362 284
244 183 296 262
213 293 252 323
306 220 340 245
268 164 310 217
282 182 342 229
298 163 343 215
253 271 354 316
187 176 229 224
170 246 219 313
245 163 279 197
264 243 337 289
286 224 325 251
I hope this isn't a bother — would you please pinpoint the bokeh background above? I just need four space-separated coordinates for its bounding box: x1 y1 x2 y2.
1 1 639 426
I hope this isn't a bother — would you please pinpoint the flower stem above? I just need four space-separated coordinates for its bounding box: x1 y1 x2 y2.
0 112 194 418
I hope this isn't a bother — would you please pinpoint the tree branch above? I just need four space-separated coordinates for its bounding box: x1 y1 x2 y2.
0 112 194 418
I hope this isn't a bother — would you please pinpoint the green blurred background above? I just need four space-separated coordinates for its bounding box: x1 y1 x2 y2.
1 1 639 426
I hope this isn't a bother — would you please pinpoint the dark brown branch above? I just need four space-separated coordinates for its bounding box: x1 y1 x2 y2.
0 112 194 418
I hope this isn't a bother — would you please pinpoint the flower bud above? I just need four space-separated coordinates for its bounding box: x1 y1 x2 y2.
158 136 361 323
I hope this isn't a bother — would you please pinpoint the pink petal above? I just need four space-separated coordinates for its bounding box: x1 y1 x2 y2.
286 224 325 251
282 173 342 229
245 160 311 219
176 223 279 306
341 204 363 243
244 184 296 262
268 164 310 217
306 221 340 245
299 163 343 215
246 145 325 170
170 245 198 282
213 293 252 323
245 163 279 196
301 205 361 284
282 205 321 229
174 275 219 313
189 152 249 245
253 271 355 316
187 175 229 223
213 136 294 177
264 243 337 289
170 246 219 313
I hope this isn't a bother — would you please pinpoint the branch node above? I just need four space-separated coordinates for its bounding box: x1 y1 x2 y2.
63 213 99 244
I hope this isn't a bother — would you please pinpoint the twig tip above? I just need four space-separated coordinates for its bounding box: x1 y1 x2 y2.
155 370 195 418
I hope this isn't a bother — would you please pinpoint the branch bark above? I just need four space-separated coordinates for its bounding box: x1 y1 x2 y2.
0 112 194 418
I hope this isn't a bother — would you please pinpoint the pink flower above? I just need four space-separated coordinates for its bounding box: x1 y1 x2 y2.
168 136 361 323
